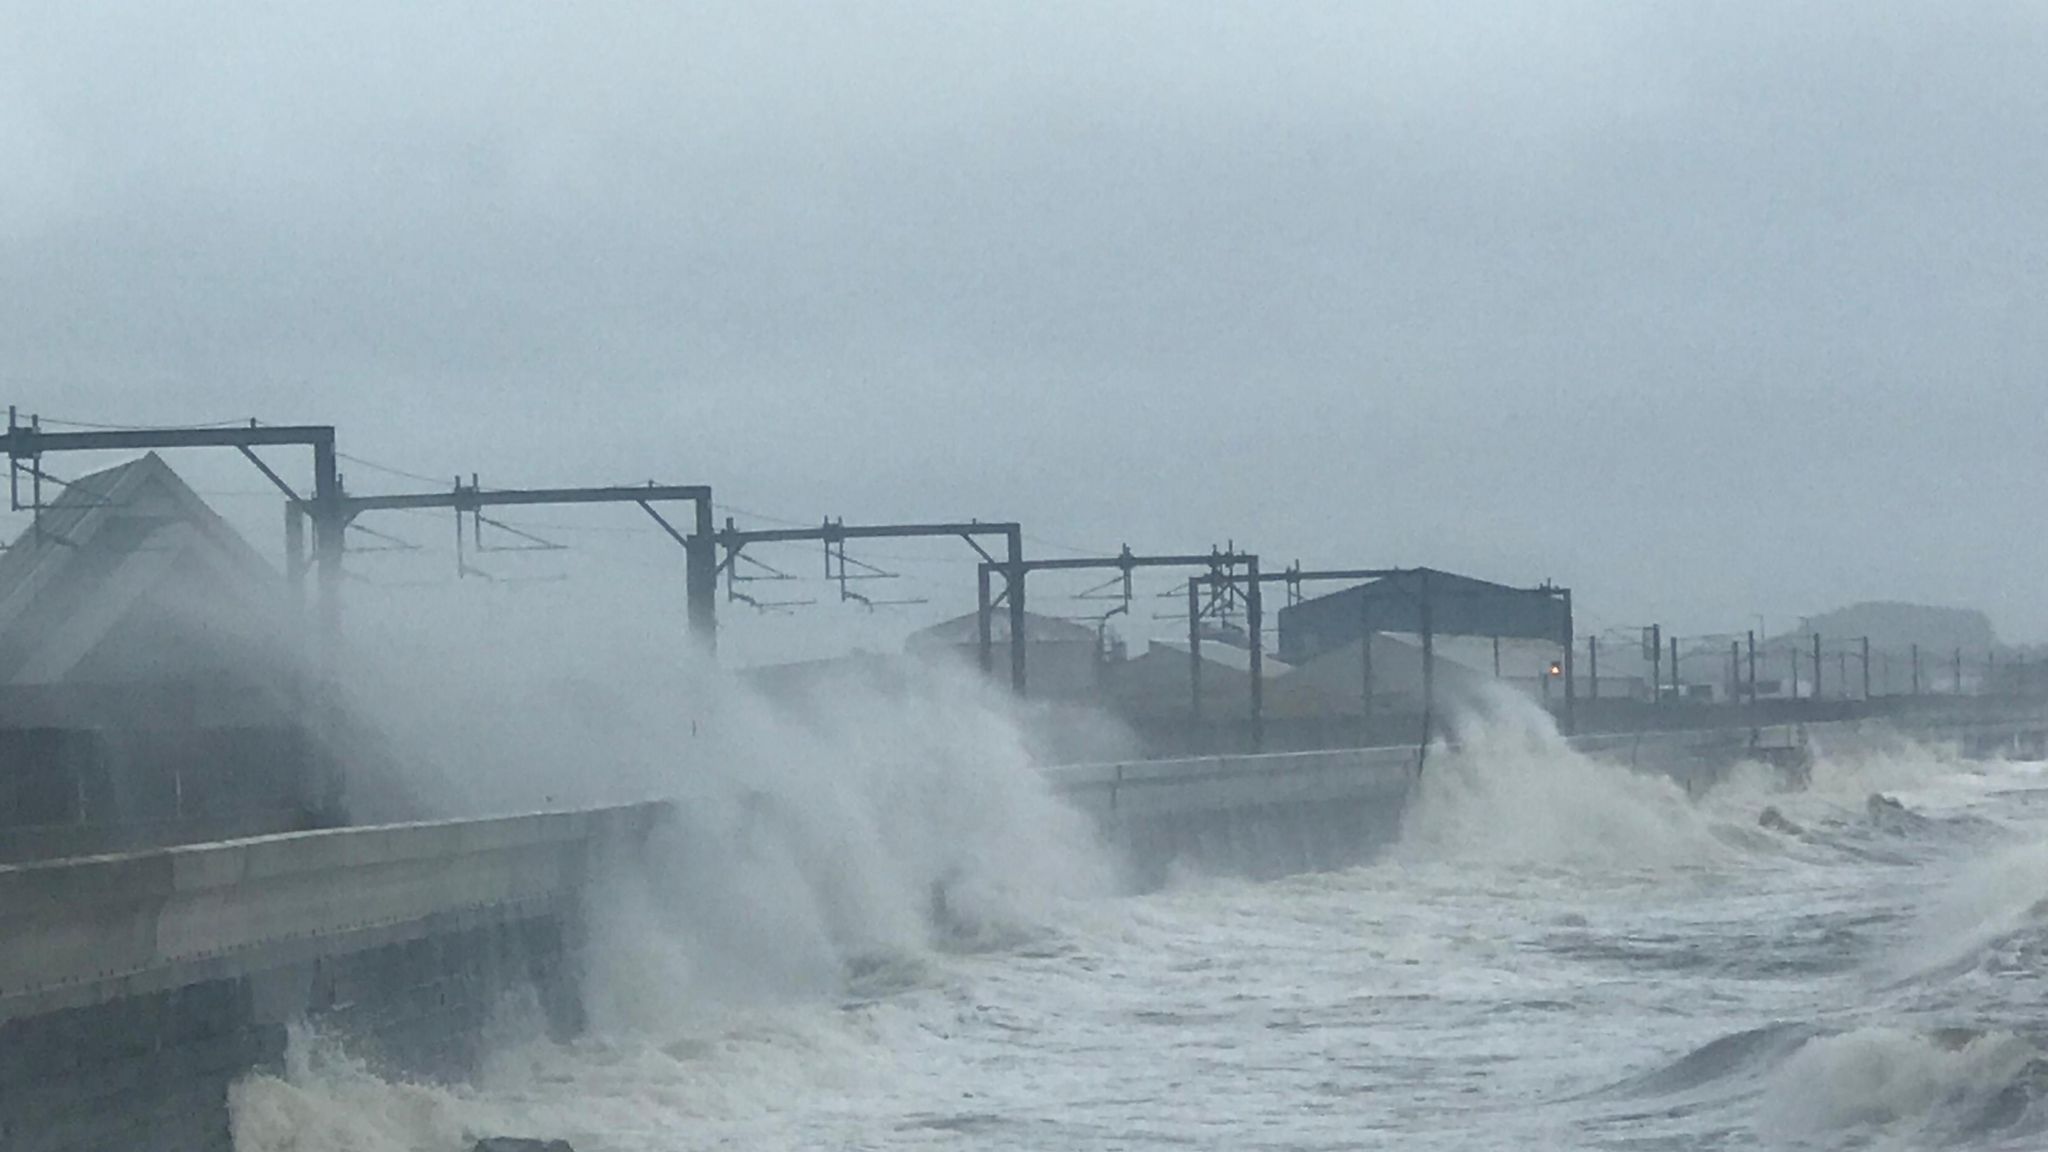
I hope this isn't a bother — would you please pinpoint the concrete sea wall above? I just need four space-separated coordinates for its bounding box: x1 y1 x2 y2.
0 803 660 1152
1051 711 2048 883
1049 747 1417 886
4 707 2041 1150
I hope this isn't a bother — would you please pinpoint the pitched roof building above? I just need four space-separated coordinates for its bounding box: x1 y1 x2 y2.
0 454 330 860
905 609 1103 700
0 452 297 702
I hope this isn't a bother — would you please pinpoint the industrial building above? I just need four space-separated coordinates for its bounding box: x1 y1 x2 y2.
1276 567 1572 666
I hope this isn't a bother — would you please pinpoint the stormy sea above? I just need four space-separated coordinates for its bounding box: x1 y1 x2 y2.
229 710 2048 1151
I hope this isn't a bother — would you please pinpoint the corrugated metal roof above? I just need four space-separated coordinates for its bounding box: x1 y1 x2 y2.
1276 567 1568 663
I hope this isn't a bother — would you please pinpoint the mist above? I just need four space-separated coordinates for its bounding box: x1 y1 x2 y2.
4 2 2046 645
6 6 2048 1150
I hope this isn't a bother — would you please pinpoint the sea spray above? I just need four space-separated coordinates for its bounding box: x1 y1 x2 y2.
1394 688 1727 871
1758 1026 2046 1143
231 1024 485 1152
1888 836 2048 987
230 1002 915 1152
1803 731 1982 808
598 658 1114 1001
234 609 1115 1148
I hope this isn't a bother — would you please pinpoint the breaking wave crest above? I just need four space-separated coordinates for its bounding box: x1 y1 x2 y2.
1599 1020 1818 1101
232 1000 925 1152
1597 1020 2048 1148
232 660 1112 1150
1804 733 1980 805
575 662 1111 1021
1891 838 2048 987
231 1027 484 1152
227 616 2048 1152
1760 1026 2048 1145
1395 693 1732 871
1399 691 2021 877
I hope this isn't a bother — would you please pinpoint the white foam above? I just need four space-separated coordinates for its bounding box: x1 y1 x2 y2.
1805 733 1991 812
568 661 1112 1022
235 649 1117 1148
1759 1026 2040 1140
1891 837 2048 983
232 1004 919 1152
1395 691 1728 871
234 604 2048 1151
231 1026 481 1152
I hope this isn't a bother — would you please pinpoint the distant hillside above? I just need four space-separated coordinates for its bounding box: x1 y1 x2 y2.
1791 602 1996 652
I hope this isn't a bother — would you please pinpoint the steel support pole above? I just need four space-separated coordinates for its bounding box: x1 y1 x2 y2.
1247 558 1264 751
686 495 719 657
284 501 307 605
1746 629 1760 739
1651 625 1663 705
1813 632 1823 700
1747 630 1758 707
282 500 310 723
1187 581 1203 733
1589 635 1599 701
1560 588 1575 735
976 565 994 675
310 434 343 675
1420 569 1436 744
306 434 344 826
1006 527 1027 695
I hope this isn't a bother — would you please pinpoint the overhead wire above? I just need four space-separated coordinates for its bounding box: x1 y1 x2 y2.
32 415 253 431
334 452 452 488
1022 531 1119 558
715 502 813 528
2 410 1287 617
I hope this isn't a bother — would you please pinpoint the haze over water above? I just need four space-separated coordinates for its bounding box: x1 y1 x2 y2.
6 6 2045 1150
230 701 2048 1151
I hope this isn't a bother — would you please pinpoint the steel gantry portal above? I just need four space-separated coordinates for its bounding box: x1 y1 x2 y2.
304 477 721 653
0 412 351 665
717 518 1027 691
977 546 1261 741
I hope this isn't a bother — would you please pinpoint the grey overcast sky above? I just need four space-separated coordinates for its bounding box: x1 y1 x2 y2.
3 2 2045 655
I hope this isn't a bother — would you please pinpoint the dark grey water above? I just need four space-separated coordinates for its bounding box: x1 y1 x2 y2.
233 727 2048 1151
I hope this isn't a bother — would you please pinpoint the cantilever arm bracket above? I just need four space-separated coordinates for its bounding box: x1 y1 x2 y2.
472 511 567 553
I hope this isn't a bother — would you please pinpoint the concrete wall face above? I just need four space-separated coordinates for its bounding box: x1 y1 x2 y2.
0 804 658 1152
0 910 577 1152
290 914 582 1076
1054 709 2048 886
0 977 275 1152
